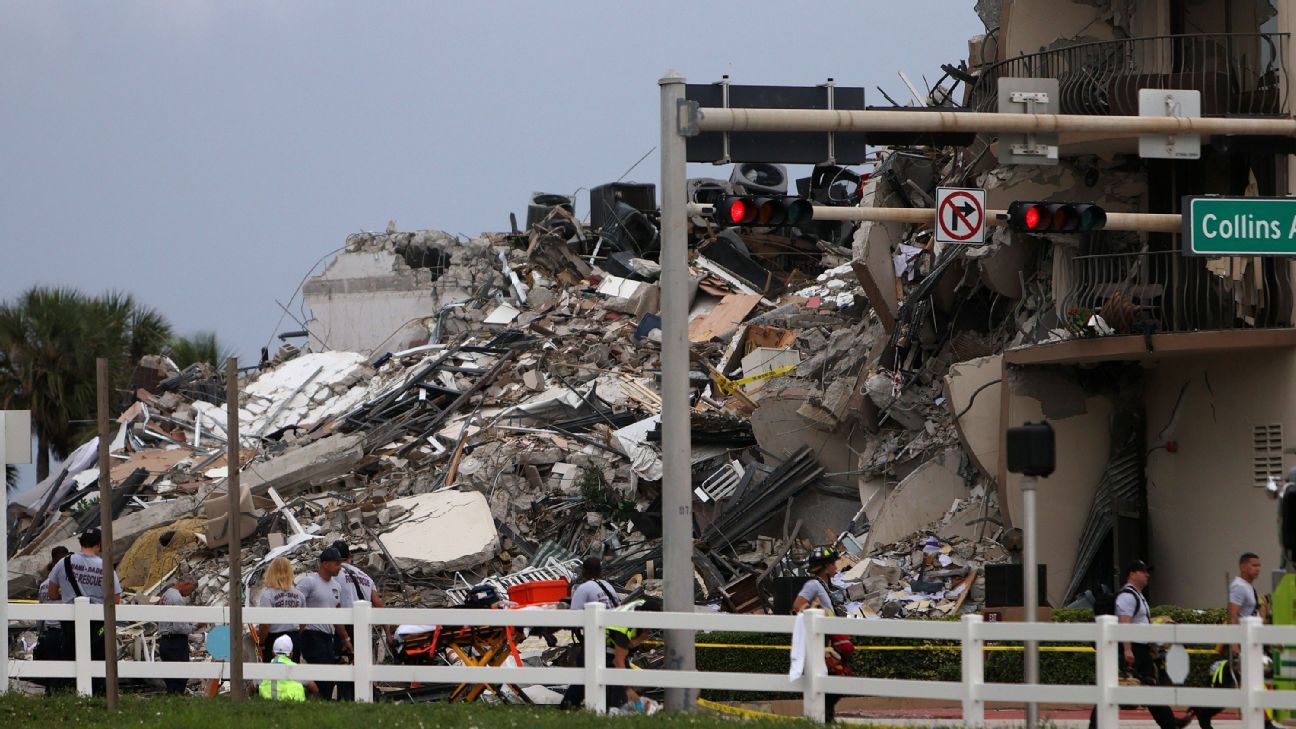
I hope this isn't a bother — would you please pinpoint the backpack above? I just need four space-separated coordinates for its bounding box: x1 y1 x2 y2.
1093 585 1141 620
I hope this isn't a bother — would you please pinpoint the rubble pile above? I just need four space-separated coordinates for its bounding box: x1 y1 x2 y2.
9 142 1080 638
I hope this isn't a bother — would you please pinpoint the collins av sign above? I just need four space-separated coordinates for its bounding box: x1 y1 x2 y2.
1183 196 1296 256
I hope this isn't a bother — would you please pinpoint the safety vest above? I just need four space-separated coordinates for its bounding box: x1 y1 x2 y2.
259 656 307 701
605 624 639 648
606 602 643 653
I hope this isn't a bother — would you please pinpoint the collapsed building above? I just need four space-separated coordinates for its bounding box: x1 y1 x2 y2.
6 1 1296 670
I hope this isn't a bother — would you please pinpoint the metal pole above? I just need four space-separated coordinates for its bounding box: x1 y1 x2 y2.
0 412 8 695
1022 474 1039 729
226 357 244 700
686 202 1182 234
96 359 119 709
659 69 697 711
692 106 1296 137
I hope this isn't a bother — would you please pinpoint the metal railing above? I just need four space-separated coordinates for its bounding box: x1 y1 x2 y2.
968 33 1289 117
1057 246 1291 334
2 599 1291 726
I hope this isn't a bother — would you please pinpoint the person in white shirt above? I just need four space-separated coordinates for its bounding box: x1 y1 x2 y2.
47 528 122 696
1181 552 1276 729
569 558 620 611
1088 560 1176 729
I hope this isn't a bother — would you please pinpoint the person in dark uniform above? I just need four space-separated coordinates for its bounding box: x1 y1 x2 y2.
34 546 70 693
157 575 198 694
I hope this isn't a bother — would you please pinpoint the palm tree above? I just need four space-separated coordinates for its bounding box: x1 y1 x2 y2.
0 287 173 482
168 331 235 370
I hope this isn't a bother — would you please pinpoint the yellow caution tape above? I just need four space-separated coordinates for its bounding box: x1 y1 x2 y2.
712 364 798 396
696 697 790 720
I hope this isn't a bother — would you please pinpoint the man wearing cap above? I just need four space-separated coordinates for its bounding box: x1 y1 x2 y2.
47 527 122 696
330 540 389 701
157 575 199 695
1089 560 1176 729
258 635 318 701
295 546 350 700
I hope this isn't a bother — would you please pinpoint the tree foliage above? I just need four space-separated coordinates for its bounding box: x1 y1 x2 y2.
167 331 234 370
0 287 173 482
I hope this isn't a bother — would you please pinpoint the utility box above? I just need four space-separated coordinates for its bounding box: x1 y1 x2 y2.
984 563 1049 607
589 182 656 232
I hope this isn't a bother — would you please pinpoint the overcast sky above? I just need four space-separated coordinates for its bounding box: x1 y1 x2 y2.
1 2 980 481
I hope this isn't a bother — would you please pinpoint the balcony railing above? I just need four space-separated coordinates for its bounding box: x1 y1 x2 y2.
968 33 1289 118
1056 245 1292 335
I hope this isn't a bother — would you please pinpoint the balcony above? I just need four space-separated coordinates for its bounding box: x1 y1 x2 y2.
967 33 1289 118
1054 244 1292 336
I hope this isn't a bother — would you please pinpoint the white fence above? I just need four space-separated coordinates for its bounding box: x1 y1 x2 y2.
2 599 1291 726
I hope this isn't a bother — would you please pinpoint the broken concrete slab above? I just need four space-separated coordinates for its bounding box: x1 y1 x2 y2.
866 449 969 550
241 433 366 498
749 388 868 491
378 490 500 572
943 354 1002 482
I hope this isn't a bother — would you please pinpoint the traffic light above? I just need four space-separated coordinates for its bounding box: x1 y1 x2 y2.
712 195 814 227
1006 201 1107 233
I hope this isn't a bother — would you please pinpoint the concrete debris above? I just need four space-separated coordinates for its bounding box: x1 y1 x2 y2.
378 491 500 573
9 141 1050 642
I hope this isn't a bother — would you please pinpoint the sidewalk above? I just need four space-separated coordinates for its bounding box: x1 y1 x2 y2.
734 698 1253 726
839 707 1244 727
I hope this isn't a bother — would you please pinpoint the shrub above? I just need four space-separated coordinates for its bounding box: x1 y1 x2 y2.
693 605 1230 701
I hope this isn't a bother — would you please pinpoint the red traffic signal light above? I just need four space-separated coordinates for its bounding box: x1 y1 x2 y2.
1007 201 1107 233
713 195 814 228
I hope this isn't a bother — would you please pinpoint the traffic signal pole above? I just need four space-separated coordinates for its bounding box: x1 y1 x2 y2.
660 75 1296 717
688 203 1183 233
659 70 697 712
693 106 1296 137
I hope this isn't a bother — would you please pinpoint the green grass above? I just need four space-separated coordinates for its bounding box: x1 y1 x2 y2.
0 694 823 728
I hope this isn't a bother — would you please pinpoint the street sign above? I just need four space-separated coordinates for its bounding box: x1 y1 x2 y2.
2 411 31 465
935 187 987 244
684 82 871 164
1183 196 1296 256
1138 89 1201 160
997 78 1059 166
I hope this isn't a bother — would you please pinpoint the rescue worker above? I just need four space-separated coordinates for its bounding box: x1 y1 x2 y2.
559 596 661 711
259 634 319 701
157 575 199 694
569 557 620 610
792 545 850 722
1088 560 1177 729
34 546 70 694
295 546 350 700
47 527 122 696
331 540 391 701
257 557 305 662
1178 552 1278 729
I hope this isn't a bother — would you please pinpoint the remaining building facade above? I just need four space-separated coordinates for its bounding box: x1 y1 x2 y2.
958 0 1296 607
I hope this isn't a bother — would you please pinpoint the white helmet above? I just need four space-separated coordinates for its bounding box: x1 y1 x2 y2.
273 634 294 655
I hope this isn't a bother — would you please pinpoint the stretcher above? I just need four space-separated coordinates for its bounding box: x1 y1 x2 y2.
394 621 528 703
